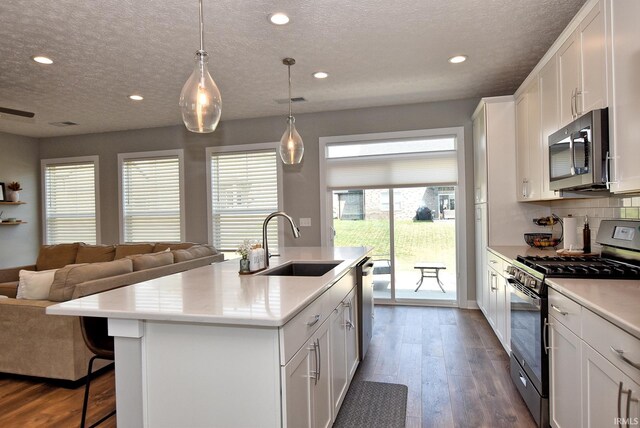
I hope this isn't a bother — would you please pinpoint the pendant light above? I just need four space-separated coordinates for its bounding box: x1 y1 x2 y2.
179 0 222 133
279 58 304 165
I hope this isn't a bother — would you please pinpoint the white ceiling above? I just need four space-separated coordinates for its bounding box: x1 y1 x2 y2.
0 0 586 138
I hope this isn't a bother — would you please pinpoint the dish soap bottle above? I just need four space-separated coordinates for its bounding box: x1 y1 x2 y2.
583 216 591 254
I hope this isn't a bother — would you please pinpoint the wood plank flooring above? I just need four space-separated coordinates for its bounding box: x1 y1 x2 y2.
354 306 537 428
0 306 535 427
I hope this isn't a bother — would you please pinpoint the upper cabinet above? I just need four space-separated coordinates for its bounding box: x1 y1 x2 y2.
558 0 608 127
538 55 562 200
473 104 487 204
515 80 542 201
608 0 640 194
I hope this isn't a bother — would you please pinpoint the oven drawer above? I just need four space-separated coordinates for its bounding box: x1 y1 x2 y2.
548 288 582 335
582 309 640 383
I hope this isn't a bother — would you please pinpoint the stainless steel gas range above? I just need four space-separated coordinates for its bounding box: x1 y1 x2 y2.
506 219 640 427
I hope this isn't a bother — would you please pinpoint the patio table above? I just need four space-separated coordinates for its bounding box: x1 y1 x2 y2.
414 262 447 292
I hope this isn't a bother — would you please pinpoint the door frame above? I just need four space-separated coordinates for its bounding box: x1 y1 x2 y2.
318 127 469 308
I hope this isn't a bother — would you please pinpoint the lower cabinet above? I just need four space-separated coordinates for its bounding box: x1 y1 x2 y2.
582 343 640 428
283 319 332 428
549 288 640 428
485 253 510 352
330 288 358 417
549 314 582 428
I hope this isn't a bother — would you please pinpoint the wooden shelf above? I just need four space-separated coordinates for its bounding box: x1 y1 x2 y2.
0 201 26 205
0 221 27 225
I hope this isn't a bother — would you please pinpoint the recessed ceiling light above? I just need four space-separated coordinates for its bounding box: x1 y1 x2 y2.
448 55 467 64
129 95 144 101
32 56 53 65
269 12 290 25
313 71 328 79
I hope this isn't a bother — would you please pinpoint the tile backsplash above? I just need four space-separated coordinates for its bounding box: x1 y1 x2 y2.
550 195 640 251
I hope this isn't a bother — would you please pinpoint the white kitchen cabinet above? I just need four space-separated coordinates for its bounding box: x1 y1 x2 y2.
475 204 488 315
549 314 582 428
582 342 640 428
607 0 640 194
473 103 488 204
284 319 332 428
487 267 499 332
515 80 542 201
558 0 607 127
487 255 509 352
330 288 358 418
538 54 562 200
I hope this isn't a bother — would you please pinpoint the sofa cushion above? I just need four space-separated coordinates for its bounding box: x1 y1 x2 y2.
187 244 218 258
172 249 196 263
128 251 174 272
153 242 195 252
114 243 154 259
76 243 117 264
48 258 134 302
16 269 59 300
36 243 80 271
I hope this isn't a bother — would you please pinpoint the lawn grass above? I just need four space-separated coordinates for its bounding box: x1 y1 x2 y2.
333 219 456 271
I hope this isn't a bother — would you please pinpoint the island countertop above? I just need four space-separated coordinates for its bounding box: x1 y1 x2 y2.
46 246 372 327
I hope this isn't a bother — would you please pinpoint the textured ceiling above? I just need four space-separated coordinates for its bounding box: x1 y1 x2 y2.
0 0 586 138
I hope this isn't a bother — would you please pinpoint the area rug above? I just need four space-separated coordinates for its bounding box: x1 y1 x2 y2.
333 381 408 428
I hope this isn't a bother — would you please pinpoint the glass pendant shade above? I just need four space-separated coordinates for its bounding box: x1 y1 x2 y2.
279 116 304 164
180 51 222 133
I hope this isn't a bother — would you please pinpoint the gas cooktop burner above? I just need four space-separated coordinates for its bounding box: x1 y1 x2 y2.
516 255 640 279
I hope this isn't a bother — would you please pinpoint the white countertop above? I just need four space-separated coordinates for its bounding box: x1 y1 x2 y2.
46 247 372 327
547 278 640 340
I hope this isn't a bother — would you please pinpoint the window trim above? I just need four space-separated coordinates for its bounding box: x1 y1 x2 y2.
205 143 284 250
41 155 101 245
117 149 185 243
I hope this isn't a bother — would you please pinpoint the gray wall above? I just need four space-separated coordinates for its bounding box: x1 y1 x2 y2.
39 97 479 300
0 132 41 268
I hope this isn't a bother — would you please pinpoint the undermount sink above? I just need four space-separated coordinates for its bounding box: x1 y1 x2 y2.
260 261 343 277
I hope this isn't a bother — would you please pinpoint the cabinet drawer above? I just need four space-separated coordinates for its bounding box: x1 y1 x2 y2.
487 251 505 274
548 288 582 334
280 290 332 365
582 308 640 383
328 269 356 313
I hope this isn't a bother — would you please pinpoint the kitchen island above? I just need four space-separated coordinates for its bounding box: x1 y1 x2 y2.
47 246 371 428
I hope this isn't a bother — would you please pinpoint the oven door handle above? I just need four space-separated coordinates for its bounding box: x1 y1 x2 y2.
507 278 541 309
543 317 550 355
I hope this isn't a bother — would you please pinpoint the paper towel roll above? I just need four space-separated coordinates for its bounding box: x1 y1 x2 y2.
563 217 579 250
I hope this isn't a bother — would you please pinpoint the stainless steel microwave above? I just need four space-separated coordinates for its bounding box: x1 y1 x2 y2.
548 108 609 192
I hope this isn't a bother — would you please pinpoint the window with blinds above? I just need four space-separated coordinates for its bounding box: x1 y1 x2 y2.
120 152 183 243
210 149 279 252
43 158 98 244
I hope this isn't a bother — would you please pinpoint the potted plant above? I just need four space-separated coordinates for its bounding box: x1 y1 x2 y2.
7 182 22 202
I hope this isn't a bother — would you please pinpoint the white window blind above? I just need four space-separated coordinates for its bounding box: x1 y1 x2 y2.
210 150 279 252
325 135 458 188
43 160 98 244
121 155 182 242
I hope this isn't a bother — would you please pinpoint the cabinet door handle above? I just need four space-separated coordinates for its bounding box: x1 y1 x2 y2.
571 88 576 118
316 338 321 384
610 346 640 370
575 89 582 116
543 317 550 354
551 304 568 316
619 382 624 427
307 314 321 327
308 341 318 384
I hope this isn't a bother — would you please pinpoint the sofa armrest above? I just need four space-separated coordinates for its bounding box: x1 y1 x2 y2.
0 264 36 283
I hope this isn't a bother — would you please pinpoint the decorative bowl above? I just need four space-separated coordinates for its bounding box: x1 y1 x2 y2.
524 233 561 248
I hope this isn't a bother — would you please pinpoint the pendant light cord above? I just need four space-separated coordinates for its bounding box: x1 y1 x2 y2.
198 0 205 51
288 64 292 119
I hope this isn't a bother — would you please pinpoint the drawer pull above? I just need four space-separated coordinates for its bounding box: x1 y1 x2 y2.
610 346 640 370
307 314 321 327
489 260 498 264
551 304 568 316
518 370 527 388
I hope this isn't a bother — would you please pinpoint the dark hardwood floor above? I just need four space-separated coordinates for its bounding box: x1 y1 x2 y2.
0 306 534 428
354 305 537 428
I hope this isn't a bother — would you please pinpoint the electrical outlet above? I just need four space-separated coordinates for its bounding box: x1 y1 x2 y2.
299 218 311 227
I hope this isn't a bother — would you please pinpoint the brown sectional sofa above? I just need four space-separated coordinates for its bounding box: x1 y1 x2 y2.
0 242 224 382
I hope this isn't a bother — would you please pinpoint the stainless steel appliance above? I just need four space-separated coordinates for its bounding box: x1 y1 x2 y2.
507 219 640 427
357 257 374 360
548 108 609 192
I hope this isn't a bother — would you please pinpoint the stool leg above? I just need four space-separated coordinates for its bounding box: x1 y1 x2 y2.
81 356 98 428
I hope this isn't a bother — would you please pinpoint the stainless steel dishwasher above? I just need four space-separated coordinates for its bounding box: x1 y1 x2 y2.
357 257 374 360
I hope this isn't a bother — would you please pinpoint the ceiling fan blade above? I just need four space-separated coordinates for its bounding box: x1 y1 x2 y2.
0 107 35 118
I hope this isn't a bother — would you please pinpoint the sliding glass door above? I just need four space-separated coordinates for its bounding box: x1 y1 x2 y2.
331 186 457 304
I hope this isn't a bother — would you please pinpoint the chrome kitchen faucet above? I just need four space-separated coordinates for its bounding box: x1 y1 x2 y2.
262 211 301 267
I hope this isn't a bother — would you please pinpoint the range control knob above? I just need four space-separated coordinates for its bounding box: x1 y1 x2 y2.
527 278 538 289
